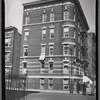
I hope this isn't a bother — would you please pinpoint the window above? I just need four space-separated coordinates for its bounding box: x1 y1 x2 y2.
78 34 80 43
41 45 45 55
42 13 47 22
74 45 76 56
78 51 80 59
63 65 69 74
74 28 76 38
5 52 10 62
41 62 45 73
24 31 29 41
42 30 46 39
25 14 30 25
23 62 27 68
5 37 11 47
50 12 54 22
73 8 76 21
63 44 69 55
63 10 69 20
48 78 53 90
63 27 69 37
49 62 53 73
23 46 28 56
40 78 45 89
63 79 69 90
49 45 54 55
50 28 54 39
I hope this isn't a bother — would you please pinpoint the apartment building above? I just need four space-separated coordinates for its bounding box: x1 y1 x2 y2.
5 26 21 75
20 0 89 92
87 32 96 80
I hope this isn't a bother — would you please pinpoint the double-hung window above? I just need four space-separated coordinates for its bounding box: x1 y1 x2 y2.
63 79 69 90
63 10 69 20
42 29 46 39
41 45 45 55
63 27 69 37
23 46 28 56
49 62 53 73
42 13 47 22
25 14 30 25
5 37 11 47
50 12 54 22
49 45 54 56
5 52 10 62
24 31 29 41
50 28 54 39
48 78 53 89
40 78 45 89
63 44 69 55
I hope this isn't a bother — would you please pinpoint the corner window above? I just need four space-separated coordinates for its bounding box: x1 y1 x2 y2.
5 52 10 62
63 44 69 55
63 64 69 74
50 12 54 22
63 10 69 20
74 45 76 56
23 46 28 56
63 27 69 37
5 37 11 47
25 13 30 25
74 28 76 38
42 29 46 39
49 45 54 55
24 31 29 41
50 28 54 39
42 12 47 22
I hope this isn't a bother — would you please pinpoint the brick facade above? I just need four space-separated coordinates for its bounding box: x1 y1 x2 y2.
20 0 89 92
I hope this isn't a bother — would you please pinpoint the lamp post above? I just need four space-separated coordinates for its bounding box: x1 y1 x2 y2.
67 46 73 93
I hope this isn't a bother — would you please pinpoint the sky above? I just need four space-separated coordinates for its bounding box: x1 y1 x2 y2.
5 0 95 33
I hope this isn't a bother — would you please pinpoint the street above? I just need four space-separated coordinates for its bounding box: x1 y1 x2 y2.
25 93 96 100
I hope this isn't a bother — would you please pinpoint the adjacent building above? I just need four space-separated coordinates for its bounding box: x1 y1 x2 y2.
5 26 22 75
87 32 96 80
20 0 89 92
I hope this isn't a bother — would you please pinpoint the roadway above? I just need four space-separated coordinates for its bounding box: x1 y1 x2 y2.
25 92 96 100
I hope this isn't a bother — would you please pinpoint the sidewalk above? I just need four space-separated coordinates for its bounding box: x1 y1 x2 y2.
26 89 83 95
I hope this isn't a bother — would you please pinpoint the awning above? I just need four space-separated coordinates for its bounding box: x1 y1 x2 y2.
39 55 45 62
83 76 93 84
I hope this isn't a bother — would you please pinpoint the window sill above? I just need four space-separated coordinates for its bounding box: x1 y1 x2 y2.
62 37 76 39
